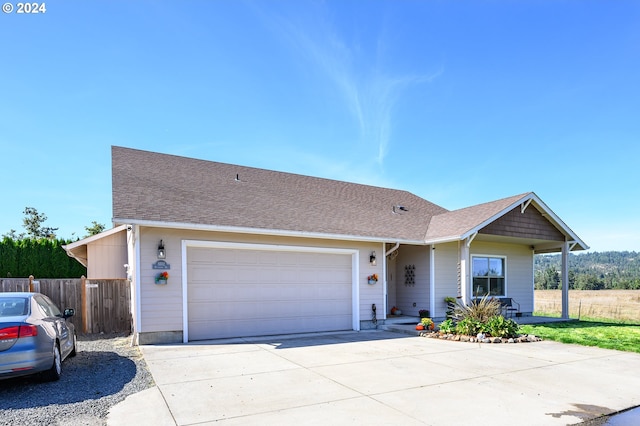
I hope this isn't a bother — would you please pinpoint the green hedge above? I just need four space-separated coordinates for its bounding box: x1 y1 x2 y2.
0 238 86 278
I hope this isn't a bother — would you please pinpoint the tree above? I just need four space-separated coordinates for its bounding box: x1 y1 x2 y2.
84 221 106 237
1 229 25 240
535 266 560 289
22 207 58 239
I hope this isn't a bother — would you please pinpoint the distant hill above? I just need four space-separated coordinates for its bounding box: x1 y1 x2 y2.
534 251 640 290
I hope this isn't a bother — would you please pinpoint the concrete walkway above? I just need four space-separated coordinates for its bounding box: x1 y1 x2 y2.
108 330 640 425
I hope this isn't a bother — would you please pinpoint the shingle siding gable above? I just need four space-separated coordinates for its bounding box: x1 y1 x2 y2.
479 205 566 241
424 194 530 241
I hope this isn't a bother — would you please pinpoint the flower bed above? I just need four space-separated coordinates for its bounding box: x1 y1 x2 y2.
419 330 542 343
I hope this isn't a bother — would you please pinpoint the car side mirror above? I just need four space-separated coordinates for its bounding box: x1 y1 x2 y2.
63 308 75 318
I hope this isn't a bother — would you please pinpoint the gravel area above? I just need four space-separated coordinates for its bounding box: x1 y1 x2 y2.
0 333 154 426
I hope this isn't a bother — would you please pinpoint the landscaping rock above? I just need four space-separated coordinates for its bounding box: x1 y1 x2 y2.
419 332 541 345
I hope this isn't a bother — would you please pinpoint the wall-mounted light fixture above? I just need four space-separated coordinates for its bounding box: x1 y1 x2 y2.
157 240 166 259
369 251 377 266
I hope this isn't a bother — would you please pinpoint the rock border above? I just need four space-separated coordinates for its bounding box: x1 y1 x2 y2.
420 331 542 343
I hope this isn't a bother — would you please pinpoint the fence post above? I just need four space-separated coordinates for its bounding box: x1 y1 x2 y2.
81 275 87 333
29 275 34 292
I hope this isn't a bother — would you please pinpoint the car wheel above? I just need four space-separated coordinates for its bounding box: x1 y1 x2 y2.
69 333 77 357
42 344 62 382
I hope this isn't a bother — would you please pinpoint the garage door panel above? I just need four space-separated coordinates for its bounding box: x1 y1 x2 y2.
190 282 350 304
257 251 280 265
187 246 353 341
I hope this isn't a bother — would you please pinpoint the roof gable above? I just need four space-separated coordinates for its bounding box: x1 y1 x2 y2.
425 193 529 242
479 204 565 241
425 192 588 251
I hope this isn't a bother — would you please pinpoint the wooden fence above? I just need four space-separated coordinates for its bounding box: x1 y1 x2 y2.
0 277 132 334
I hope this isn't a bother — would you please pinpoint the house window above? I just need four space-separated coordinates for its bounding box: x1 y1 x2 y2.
472 256 505 297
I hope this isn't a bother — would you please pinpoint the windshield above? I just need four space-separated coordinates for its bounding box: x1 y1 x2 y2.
0 297 29 317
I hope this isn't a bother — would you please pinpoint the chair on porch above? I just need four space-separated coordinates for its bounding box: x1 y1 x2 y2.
498 297 520 318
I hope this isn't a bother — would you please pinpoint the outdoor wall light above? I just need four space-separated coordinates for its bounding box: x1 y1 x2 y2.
370 251 377 266
157 240 166 259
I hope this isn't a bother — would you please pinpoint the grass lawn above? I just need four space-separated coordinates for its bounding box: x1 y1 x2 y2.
520 318 640 353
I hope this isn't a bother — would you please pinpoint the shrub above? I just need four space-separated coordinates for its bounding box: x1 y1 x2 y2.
453 295 501 324
0 238 86 278
485 315 520 338
455 317 482 336
438 318 455 334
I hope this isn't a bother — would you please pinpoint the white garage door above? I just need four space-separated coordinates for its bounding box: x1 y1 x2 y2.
187 245 354 341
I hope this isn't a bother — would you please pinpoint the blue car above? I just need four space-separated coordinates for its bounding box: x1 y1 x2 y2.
0 292 77 382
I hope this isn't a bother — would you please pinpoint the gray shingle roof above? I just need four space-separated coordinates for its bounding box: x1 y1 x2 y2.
112 146 449 242
111 147 587 249
425 193 532 242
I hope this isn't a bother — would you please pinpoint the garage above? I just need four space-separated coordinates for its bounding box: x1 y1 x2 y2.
185 242 356 341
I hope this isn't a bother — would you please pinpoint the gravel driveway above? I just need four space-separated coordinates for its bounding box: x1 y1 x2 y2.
0 334 154 426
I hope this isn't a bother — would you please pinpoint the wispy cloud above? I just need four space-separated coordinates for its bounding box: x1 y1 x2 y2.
253 3 441 167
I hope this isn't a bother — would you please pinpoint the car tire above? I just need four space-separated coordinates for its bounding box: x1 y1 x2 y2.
69 333 77 357
42 343 62 382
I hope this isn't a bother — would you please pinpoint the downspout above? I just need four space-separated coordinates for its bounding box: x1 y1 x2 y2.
385 242 400 257
384 243 400 320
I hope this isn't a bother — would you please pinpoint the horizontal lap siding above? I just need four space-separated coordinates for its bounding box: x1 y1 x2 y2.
395 245 430 317
471 241 533 313
433 242 458 319
87 231 128 279
139 229 184 333
139 228 383 335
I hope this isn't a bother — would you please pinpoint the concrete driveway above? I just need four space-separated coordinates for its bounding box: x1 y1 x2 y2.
108 330 640 425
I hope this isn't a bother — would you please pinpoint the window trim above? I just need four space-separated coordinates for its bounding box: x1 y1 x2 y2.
471 254 507 298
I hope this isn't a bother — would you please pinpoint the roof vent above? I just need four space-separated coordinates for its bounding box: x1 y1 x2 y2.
392 205 408 214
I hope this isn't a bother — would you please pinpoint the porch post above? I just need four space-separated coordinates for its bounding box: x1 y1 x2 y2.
459 241 470 304
561 241 569 319
430 245 435 317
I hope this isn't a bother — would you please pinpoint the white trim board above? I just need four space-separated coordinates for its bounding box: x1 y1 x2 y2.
181 239 360 343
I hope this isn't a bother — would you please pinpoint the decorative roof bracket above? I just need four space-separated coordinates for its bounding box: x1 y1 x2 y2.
521 199 532 214
466 232 478 247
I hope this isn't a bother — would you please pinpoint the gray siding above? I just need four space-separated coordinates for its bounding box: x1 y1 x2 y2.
393 245 430 316
137 227 383 334
470 241 534 314
433 242 459 319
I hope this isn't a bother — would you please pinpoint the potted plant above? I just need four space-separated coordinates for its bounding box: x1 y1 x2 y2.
155 271 169 285
444 297 457 320
420 317 434 330
418 309 430 318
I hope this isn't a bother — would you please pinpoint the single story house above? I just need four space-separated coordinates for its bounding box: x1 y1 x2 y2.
64 146 587 344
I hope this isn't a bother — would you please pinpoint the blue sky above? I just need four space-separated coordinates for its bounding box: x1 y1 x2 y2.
1 1 638 251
